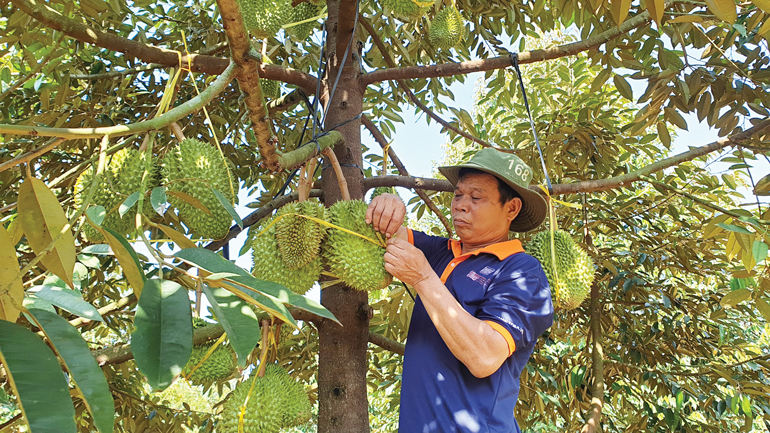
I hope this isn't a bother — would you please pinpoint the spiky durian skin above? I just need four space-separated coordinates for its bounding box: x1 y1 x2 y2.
382 0 429 20
74 148 158 241
259 56 280 100
323 200 393 292
263 364 311 428
183 343 237 385
239 0 294 38
251 218 321 295
525 230 595 310
286 1 321 41
429 6 464 50
274 201 328 269
163 138 236 240
219 373 284 433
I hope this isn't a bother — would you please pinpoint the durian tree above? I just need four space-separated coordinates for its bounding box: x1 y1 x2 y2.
1 0 770 432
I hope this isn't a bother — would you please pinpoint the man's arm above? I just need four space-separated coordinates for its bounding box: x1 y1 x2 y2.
365 193 408 240
384 237 510 378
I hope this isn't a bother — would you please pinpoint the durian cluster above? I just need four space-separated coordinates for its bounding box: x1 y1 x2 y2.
74 148 158 241
219 364 311 433
182 318 237 386
163 138 237 240
525 230 595 310
237 0 322 40
251 199 392 294
429 6 464 50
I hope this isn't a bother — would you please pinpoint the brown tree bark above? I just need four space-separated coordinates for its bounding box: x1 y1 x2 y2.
316 1 371 432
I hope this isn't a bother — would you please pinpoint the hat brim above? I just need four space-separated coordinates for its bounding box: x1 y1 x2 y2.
438 162 547 232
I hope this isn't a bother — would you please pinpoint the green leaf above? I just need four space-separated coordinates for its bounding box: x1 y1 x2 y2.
0 320 77 433
705 0 737 23
131 279 192 391
32 285 103 321
0 225 24 322
101 227 146 298
174 248 339 326
613 75 634 101
211 187 242 230
150 186 167 216
752 240 768 263
720 288 751 308
85 205 106 226
27 309 114 433
119 192 140 218
18 177 76 288
80 244 112 255
717 223 752 234
201 285 260 367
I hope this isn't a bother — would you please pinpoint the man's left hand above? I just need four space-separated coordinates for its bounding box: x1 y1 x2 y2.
384 237 435 287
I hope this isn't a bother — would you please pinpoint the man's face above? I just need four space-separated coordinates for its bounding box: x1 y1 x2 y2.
451 172 522 245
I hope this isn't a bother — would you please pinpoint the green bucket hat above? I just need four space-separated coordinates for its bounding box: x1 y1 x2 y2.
438 147 547 232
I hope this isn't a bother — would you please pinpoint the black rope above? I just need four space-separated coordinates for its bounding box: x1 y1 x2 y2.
401 282 416 302
320 0 361 127
510 53 552 194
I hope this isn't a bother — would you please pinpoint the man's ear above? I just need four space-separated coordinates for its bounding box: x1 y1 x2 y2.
506 197 522 224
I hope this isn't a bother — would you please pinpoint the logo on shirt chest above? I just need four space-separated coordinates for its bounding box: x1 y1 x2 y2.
466 270 491 288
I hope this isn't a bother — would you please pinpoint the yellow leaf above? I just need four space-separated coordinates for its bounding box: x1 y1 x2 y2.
705 0 737 23
610 0 632 26
751 0 770 13
668 15 704 23
166 191 213 216
17 178 76 288
6 217 23 246
101 228 146 298
755 298 770 322
646 0 665 24
720 288 751 308
758 17 770 35
0 225 24 322
155 224 198 250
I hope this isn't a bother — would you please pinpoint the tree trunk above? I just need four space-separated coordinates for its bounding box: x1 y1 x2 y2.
317 1 369 431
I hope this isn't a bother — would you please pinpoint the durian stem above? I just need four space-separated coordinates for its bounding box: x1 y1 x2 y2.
322 147 350 201
298 158 319 202
256 319 272 378
170 122 186 142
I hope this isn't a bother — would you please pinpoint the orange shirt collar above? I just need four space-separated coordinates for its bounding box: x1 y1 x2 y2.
447 238 524 260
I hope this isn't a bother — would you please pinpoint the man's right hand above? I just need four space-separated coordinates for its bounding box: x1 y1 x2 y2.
365 193 406 239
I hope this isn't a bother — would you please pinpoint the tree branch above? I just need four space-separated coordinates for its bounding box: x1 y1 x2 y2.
359 14 493 149
0 62 238 139
11 0 316 90
361 114 454 237
0 138 66 174
368 332 405 356
360 11 652 87
216 0 280 171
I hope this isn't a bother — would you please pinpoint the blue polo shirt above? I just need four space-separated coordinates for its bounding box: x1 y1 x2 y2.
399 230 553 433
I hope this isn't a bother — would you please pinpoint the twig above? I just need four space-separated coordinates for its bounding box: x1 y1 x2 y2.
0 138 67 174
322 147 351 201
361 114 453 237
69 63 164 80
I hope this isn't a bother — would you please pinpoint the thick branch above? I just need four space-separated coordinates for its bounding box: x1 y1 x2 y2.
580 285 604 432
361 114 454 237
11 0 316 89
360 11 652 87
359 15 493 149
0 62 238 139
278 131 344 171
368 332 405 356
217 0 280 171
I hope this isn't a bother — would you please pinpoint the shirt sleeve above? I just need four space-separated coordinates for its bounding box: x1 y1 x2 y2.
475 254 553 353
410 230 450 263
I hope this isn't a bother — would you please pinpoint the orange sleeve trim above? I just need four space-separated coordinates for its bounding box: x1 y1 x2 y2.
406 228 414 245
485 320 516 356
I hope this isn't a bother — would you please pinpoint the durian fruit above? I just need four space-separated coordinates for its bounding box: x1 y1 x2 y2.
429 6 464 50
219 364 311 433
370 186 396 199
162 138 236 240
323 200 393 291
182 318 237 386
286 1 322 41
525 230 595 310
252 216 322 295
74 148 158 241
382 0 430 21
260 56 280 100
274 200 328 269
239 0 294 38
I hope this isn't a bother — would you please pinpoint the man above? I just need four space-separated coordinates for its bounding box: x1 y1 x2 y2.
365 147 554 433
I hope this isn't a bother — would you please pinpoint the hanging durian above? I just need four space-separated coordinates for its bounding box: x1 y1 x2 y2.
260 56 281 100
252 215 322 295
74 148 158 241
525 230 595 310
181 318 237 386
323 200 392 292
219 364 311 433
286 1 322 41
382 0 430 21
239 0 294 38
162 138 236 240
274 200 328 269
429 5 464 50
